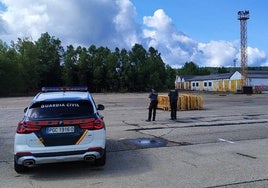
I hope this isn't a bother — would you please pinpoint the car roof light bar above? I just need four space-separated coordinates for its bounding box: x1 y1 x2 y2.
42 86 88 92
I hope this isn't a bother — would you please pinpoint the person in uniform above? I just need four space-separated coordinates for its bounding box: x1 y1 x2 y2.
146 88 158 121
168 88 178 120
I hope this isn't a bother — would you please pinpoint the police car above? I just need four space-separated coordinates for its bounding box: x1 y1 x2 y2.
14 86 106 173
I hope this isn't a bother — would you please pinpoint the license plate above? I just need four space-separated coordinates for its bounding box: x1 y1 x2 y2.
46 126 75 134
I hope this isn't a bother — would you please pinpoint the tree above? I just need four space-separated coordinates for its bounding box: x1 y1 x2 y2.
165 65 177 89
217 66 229 73
92 46 111 92
15 38 40 91
179 61 210 76
0 33 183 94
0 40 23 94
129 44 147 91
118 48 132 91
106 50 119 91
147 47 166 90
179 61 199 75
77 46 92 86
62 45 79 86
35 32 64 87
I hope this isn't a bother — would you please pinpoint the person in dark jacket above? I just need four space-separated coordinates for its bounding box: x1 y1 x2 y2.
146 88 158 121
168 89 178 120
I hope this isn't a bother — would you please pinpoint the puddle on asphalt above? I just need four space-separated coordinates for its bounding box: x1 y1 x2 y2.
126 138 167 148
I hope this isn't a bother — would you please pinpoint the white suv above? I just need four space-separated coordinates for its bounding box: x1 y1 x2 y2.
14 86 106 173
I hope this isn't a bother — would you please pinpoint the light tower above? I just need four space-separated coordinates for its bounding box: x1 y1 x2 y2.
238 10 249 86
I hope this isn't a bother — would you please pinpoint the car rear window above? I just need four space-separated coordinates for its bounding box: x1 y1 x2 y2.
27 101 94 119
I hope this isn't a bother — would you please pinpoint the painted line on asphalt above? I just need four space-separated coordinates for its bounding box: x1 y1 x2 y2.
217 138 235 144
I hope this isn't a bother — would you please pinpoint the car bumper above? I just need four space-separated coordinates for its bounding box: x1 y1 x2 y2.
14 148 105 166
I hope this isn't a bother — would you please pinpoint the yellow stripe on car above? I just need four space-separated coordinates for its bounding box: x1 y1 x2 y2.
76 130 88 144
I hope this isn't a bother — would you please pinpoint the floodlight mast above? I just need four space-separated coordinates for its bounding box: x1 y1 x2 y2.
238 10 249 86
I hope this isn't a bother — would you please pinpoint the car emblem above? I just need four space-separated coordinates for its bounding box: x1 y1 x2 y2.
58 120 64 125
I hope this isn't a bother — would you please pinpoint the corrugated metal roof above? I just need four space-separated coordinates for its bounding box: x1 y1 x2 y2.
178 71 268 81
248 71 268 78
180 72 235 81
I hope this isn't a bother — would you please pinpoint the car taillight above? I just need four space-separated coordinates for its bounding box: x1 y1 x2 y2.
80 118 104 130
16 121 41 134
15 152 33 156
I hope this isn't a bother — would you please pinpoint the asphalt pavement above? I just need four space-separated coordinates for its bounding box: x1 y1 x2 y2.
0 92 268 188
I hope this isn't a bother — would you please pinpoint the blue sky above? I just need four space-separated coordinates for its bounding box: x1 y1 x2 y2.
0 0 267 67
132 0 268 54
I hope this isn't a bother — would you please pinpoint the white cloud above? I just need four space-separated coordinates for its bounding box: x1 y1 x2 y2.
141 9 267 68
0 0 267 67
1 0 49 40
113 0 139 47
247 47 267 66
143 9 172 32
0 0 136 48
195 40 239 67
142 9 197 67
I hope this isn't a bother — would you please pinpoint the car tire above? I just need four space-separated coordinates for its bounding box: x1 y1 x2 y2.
14 159 29 173
94 148 106 166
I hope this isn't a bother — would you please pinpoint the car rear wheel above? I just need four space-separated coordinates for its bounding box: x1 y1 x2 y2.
14 159 29 173
94 148 106 166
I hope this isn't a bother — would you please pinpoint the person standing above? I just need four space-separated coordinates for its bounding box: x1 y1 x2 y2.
147 88 158 121
168 88 178 120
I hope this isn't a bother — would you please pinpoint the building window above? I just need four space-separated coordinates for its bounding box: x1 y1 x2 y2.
192 83 195 87
196 83 199 87
204 82 207 87
209 82 212 87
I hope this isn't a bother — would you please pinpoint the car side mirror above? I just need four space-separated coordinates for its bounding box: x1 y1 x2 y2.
97 104 105 111
24 107 28 113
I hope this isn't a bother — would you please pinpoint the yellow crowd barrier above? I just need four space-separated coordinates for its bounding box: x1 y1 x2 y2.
157 94 204 111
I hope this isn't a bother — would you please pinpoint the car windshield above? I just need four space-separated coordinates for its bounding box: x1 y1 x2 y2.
27 101 94 119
